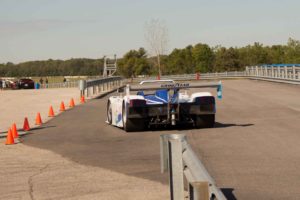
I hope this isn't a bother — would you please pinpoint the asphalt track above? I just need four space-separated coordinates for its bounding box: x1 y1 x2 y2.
23 79 300 200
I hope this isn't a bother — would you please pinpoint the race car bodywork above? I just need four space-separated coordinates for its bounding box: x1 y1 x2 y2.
106 80 222 132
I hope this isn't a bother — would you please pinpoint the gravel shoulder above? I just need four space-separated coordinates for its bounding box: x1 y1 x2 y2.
0 87 170 200
0 140 169 200
0 88 79 133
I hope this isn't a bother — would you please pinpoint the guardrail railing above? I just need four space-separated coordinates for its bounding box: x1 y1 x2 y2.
132 65 300 84
79 76 124 98
246 65 300 81
160 134 226 200
133 71 246 82
40 81 79 89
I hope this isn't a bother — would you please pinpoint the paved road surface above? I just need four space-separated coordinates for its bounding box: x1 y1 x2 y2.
23 79 300 200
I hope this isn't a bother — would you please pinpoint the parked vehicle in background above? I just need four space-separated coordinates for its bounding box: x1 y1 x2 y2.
8 80 19 89
1 80 18 89
18 78 35 89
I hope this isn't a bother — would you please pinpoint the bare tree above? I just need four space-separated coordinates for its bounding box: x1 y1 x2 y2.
144 19 169 77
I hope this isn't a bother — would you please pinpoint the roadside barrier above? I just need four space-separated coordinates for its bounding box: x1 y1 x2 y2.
79 76 123 98
40 81 79 89
35 113 42 125
160 134 226 200
246 64 300 80
133 66 300 84
133 72 246 82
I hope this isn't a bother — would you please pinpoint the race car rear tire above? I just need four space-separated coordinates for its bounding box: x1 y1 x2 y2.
122 103 145 132
107 100 112 124
195 114 215 128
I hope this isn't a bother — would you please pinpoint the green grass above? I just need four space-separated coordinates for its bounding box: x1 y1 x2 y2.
30 76 95 83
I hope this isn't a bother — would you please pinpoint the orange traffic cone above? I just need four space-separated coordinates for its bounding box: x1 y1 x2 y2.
80 96 85 103
48 106 55 117
35 112 42 125
69 98 75 108
12 123 19 138
60 101 66 111
23 117 30 131
5 128 15 145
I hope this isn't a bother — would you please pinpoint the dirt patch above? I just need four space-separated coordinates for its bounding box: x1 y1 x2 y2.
0 88 79 133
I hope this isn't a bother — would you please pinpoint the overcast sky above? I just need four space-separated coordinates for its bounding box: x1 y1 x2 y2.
0 0 299 63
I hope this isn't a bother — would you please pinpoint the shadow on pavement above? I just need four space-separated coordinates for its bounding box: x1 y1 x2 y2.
30 125 56 131
215 122 254 128
221 188 237 200
129 122 254 133
1 125 56 134
17 125 56 132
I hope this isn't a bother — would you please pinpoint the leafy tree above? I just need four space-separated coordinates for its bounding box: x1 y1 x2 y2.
214 47 239 71
168 46 194 74
118 48 151 78
285 38 300 63
192 43 214 73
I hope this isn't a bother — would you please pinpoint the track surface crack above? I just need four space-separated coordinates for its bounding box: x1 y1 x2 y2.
28 164 50 200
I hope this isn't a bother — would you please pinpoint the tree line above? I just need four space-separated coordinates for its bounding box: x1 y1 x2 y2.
0 58 104 77
119 38 300 77
0 38 299 77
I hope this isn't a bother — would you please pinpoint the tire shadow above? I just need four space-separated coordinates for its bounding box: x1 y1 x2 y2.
125 122 254 132
214 122 254 128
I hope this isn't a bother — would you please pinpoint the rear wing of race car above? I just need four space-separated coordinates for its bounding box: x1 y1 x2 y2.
139 80 175 85
126 81 223 99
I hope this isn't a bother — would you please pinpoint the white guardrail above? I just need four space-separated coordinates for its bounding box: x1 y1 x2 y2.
40 81 79 89
160 134 227 200
246 65 300 82
132 65 300 84
38 65 300 89
79 76 124 98
133 71 247 82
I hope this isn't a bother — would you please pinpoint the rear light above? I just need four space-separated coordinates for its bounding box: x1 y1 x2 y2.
195 96 215 105
129 99 146 107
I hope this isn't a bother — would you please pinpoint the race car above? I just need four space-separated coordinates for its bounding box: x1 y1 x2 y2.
106 80 222 132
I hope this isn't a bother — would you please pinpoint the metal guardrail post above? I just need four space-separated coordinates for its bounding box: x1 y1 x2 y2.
292 65 296 79
284 66 288 79
160 134 170 173
160 134 227 200
79 80 86 97
168 134 185 200
160 134 186 200
189 182 209 200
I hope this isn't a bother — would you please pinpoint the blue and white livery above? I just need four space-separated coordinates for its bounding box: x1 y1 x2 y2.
107 80 222 132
